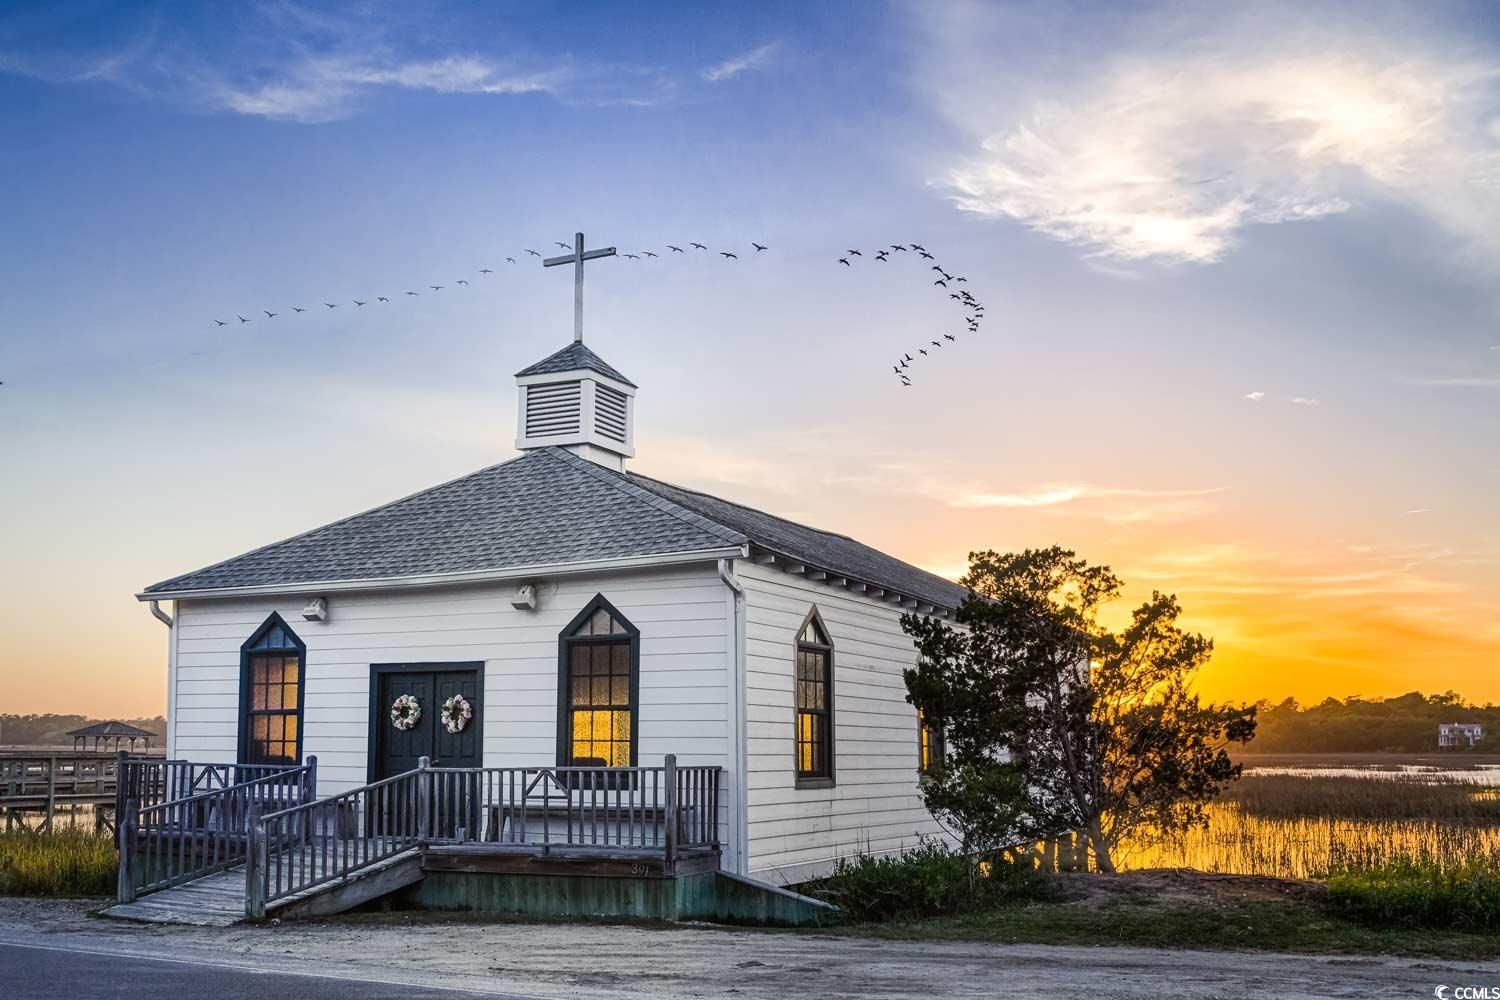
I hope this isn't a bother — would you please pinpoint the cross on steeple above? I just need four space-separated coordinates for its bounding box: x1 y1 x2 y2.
543 232 617 343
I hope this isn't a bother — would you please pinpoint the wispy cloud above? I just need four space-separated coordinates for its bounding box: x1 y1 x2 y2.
953 483 1225 509
1407 376 1500 388
926 9 1500 265
1242 391 1265 401
1289 396 1321 406
213 53 569 122
702 42 780 82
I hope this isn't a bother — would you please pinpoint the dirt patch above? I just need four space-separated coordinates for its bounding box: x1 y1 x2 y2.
1053 868 1325 909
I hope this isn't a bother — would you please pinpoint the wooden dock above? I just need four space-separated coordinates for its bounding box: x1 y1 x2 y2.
0 752 143 832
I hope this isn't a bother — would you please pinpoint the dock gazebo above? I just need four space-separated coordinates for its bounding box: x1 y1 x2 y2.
68 721 156 754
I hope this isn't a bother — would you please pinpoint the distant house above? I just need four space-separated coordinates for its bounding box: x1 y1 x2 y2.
1438 722 1484 749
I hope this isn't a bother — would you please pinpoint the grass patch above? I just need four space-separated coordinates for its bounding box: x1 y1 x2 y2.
1327 859 1500 931
0 829 116 897
826 890 1500 960
800 842 1052 922
1222 773 1500 821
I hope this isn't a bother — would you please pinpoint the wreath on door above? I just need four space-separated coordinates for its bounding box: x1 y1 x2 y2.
390 693 421 730
441 694 473 734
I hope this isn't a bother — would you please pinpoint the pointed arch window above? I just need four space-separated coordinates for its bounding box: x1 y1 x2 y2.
794 608 835 787
557 596 639 768
238 614 305 766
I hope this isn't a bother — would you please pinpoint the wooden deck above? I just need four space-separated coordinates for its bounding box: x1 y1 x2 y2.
107 755 724 925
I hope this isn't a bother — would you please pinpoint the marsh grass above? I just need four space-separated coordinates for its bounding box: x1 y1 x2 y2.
1122 773 1500 880
0 829 116 897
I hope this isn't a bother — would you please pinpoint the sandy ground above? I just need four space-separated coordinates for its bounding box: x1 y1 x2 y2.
0 897 1495 999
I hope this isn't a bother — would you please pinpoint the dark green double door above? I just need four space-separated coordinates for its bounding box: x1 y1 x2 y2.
372 664 483 777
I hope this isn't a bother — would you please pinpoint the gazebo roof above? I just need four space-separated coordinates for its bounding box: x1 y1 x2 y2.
66 720 157 739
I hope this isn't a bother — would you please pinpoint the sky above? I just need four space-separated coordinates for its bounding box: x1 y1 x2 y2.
2 0 1499 717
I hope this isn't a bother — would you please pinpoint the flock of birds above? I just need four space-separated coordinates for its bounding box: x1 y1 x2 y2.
200 237 984 388
835 243 985 386
209 240 771 328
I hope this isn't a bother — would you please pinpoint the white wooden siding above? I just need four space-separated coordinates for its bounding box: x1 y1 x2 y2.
167 563 736 867
738 560 948 883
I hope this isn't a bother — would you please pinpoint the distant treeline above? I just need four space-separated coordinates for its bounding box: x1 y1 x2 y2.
0 713 165 748
1249 692 1497 753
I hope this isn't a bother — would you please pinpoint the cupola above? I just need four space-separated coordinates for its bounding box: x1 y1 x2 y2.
514 341 637 471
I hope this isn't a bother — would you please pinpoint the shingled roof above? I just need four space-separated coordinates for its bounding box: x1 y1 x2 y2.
141 447 968 609
514 342 635 387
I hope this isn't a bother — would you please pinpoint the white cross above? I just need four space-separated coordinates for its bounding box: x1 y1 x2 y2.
543 232 617 344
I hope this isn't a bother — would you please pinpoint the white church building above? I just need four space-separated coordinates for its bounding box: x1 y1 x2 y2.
139 335 964 885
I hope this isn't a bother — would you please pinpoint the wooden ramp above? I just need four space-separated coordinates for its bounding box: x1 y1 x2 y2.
104 847 424 926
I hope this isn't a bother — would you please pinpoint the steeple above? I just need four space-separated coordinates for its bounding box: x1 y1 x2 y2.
514 342 636 470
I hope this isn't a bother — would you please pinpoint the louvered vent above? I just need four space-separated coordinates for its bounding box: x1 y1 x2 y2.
595 384 628 443
524 381 582 438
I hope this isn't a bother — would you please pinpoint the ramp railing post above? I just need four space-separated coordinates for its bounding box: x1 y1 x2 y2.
245 803 265 920
113 750 128 831
663 754 678 875
116 797 138 903
417 756 432 845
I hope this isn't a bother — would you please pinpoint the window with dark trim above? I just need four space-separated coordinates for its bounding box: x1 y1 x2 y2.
238 613 305 766
918 708 946 773
794 608 835 786
557 595 639 768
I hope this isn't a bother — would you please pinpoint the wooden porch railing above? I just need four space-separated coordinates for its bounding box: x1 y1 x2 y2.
246 755 722 918
115 755 302 819
116 758 316 902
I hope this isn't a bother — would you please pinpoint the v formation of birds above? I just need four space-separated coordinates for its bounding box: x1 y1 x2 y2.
199 238 983 389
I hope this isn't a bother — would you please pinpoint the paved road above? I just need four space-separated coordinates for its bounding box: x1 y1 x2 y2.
0 942 542 1000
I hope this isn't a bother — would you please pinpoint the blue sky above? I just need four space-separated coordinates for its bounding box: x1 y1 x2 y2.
3 0 1499 715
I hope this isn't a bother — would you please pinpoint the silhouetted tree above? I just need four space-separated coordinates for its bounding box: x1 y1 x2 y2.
902 547 1256 872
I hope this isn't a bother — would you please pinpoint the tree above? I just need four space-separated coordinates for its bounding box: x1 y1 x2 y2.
902 546 1256 873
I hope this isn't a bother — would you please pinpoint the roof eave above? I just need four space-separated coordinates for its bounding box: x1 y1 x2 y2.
138 544 749 602
745 543 963 617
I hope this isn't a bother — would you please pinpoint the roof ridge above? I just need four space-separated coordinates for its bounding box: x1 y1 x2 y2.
539 448 748 547
143 452 537 593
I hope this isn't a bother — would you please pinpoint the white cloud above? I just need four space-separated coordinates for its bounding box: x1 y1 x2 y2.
1405 508 1433 514
1289 396 1321 406
702 42 780 83
1243 390 1266 401
934 22 1500 264
953 483 1225 509
214 53 568 123
1408 376 1500 388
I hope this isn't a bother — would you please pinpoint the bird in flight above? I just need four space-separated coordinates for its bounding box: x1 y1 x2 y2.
429 285 444 291
456 279 469 285
918 252 934 260
623 253 640 260
377 296 389 303
848 250 862 256
353 300 367 306
838 258 851 266
479 268 493 274
691 242 707 250
892 365 903 375
213 319 227 326
237 314 249 323
263 310 278 318
918 348 928 356
642 251 658 258
950 293 961 301
292 306 308 313
944 334 956 341
323 302 338 309
934 279 947 287
911 243 927 252
524 249 541 257
506 258 516 264
891 245 908 252
554 241 571 249
720 252 738 259
955 276 968 283
752 243 767 252
903 354 913 363
405 290 419 296
668 245 684 252
931 340 942 348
